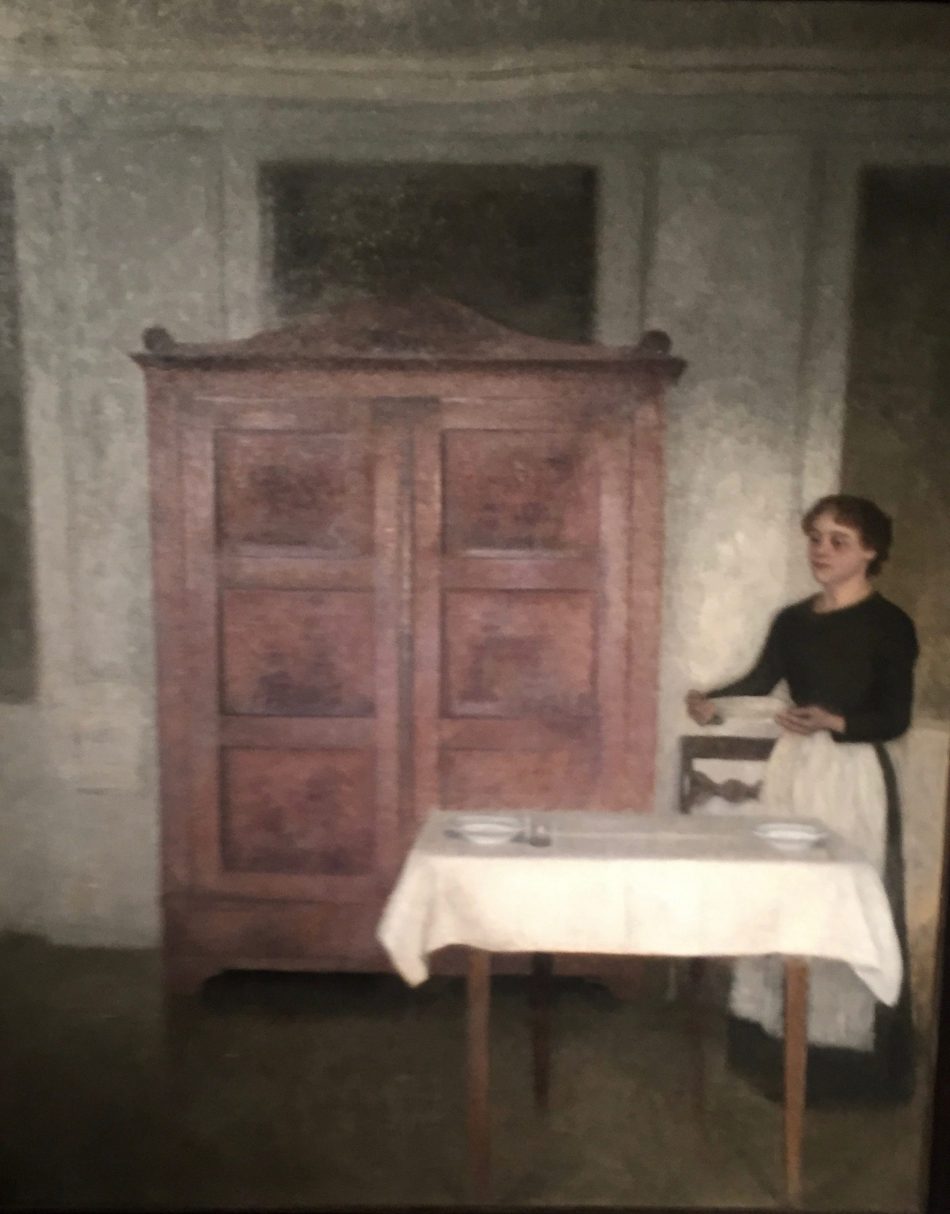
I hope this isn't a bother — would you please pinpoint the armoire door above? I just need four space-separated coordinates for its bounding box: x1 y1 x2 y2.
410 394 637 822
180 390 407 911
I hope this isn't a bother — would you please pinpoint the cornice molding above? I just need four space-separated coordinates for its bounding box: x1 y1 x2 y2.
2 42 950 102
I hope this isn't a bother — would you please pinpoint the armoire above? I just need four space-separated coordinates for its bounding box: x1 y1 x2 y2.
135 295 685 993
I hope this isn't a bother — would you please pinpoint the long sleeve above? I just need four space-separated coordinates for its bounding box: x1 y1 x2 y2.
707 612 787 698
834 613 918 744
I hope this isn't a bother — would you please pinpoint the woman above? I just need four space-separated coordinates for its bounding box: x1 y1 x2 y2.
686 494 918 1106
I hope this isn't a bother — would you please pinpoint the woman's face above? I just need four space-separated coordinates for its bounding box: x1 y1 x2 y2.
805 511 877 589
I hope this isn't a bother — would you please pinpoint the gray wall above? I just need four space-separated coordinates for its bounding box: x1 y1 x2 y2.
0 17 948 1019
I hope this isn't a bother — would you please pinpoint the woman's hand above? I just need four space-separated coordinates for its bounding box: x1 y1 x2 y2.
776 705 846 735
686 690 721 726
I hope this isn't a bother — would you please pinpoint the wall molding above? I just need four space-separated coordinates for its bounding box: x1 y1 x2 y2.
2 43 950 104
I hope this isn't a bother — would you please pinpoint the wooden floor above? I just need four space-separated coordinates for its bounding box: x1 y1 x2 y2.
0 933 929 1209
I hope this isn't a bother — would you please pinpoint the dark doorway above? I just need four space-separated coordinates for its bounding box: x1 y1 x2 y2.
841 166 950 721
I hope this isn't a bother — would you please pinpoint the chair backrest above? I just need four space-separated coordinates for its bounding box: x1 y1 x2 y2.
678 735 776 813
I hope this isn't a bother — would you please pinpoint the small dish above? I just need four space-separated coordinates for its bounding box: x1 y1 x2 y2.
754 820 828 852
453 816 521 846
711 695 788 722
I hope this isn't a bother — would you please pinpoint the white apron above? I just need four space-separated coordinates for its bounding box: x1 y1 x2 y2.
729 730 888 1050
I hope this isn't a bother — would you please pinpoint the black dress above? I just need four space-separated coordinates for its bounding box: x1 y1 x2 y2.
708 591 919 1106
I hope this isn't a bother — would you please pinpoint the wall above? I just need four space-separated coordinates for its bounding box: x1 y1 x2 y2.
0 119 227 943
0 11 948 990
648 136 812 812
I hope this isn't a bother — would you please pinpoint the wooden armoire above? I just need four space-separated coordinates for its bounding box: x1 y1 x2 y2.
135 295 685 992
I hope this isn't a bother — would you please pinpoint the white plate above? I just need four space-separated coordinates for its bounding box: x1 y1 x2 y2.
754 820 828 852
711 695 789 721
454 816 521 846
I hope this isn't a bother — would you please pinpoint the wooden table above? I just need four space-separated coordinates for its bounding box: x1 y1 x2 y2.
377 810 902 1207
464 946 809 1205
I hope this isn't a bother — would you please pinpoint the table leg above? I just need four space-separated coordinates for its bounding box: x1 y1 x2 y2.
784 957 809 1205
530 952 553 1110
686 957 707 1127
466 947 492 1201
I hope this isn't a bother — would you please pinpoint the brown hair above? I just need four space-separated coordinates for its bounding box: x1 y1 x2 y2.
801 495 893 577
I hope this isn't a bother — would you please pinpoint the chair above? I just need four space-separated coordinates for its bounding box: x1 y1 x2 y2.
673 732 778 1101
679 734 776 813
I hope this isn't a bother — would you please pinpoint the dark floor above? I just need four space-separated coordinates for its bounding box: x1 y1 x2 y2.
0 933 930 1209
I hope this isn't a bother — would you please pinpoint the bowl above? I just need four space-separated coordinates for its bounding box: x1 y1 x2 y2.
711 695 788 722
454 816 521 846
754 820 828 852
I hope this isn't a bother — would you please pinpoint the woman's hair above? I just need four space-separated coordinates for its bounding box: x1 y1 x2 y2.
801 494 893 577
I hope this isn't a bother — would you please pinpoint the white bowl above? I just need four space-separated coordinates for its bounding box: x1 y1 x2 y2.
711 695 789 722
455 816 521 846
754 820 828 852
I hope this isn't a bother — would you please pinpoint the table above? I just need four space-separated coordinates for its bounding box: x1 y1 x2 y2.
377 810 902 1204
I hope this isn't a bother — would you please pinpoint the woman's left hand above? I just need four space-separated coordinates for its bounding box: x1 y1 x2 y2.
776 705 846 735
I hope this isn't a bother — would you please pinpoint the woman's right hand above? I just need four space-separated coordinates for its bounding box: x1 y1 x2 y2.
685 690 720 726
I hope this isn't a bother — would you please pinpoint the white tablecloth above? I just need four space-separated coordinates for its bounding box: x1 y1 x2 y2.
376 810 902 1004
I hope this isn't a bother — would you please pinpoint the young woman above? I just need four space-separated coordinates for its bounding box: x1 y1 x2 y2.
686 494 918 1106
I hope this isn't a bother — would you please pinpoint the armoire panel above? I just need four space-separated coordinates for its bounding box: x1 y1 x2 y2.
220 717 375 750
216 429 374 550
443 589 596 718
440 556 597 592
442 428 598 554
220 587 375 716
218 553 373 590
439 717 594 751
221 747 375 877
441 748 594 811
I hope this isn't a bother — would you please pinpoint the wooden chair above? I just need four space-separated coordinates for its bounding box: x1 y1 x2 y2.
678 734 776 813
675 733 778 1116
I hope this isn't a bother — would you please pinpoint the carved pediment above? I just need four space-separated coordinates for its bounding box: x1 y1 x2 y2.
135 293 684 377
